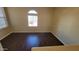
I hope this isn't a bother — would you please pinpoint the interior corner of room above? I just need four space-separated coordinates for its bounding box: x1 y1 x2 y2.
0 7 79 51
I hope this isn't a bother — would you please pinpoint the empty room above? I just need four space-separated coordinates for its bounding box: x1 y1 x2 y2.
0 7 79 51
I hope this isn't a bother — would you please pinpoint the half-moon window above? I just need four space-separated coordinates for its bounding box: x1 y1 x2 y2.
28 10 37 14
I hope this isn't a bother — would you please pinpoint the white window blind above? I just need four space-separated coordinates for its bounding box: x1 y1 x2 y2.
0 7 8 29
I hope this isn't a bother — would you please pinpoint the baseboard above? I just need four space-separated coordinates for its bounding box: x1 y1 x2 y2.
51 32 66 45
13 31 51 33
0 32 13 40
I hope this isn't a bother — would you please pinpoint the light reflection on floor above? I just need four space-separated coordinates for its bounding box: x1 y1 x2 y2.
26 35 40 47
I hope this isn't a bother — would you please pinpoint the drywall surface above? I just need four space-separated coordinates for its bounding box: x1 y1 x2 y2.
52 8 79 45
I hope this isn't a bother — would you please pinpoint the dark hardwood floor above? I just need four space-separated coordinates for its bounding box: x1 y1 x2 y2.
1 32 64 51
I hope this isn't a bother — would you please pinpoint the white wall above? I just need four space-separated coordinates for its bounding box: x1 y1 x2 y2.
51 8 79 45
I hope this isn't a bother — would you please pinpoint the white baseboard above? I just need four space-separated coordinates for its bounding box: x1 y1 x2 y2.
0 32 13 40
13 31 50 33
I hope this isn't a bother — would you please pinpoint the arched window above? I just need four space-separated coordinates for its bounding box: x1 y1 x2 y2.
28 10 38 27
